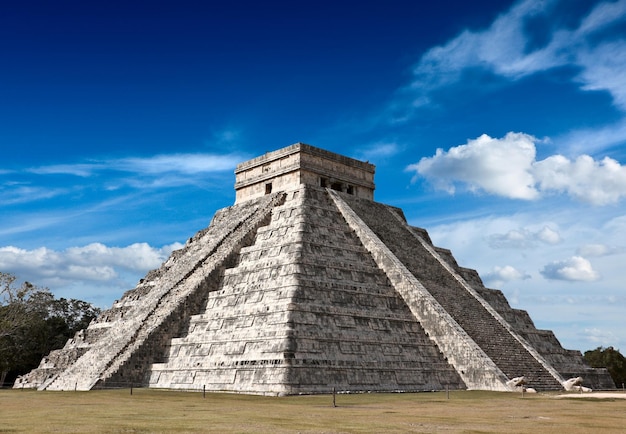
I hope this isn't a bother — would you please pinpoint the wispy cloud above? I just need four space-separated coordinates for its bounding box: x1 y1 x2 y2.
27 153 243 177
2 151 245 207
556 119 626 157
111 153 242 175
396 0 626 116
583 327 618 347
211 127 244 146
355 142 401 162
0 185 72 205
488 225 561 249
28 163 97 177
577 243 624 257
408 132 626 205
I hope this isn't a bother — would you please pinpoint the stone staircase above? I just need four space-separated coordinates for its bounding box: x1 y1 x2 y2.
149 186 465 394
334 191 564 391
286 187 465 393
38 193 285 390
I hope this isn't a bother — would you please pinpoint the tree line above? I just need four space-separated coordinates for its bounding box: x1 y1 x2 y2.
584 346 626 389
0 272 101 387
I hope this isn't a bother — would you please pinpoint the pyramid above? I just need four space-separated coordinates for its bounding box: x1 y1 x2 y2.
15 143 614 395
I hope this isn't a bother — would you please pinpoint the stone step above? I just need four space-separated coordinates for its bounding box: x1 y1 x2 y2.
339 193 563 391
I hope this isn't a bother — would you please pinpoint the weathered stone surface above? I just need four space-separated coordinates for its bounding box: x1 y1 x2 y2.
150 186 464 395
234 143 375 204
15 144 613 394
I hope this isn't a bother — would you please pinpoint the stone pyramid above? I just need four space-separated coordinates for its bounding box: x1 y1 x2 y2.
15 143 613 395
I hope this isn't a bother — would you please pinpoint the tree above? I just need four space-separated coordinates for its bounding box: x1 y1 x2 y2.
0 273 40 385
584 346 626 388
0 272 101 387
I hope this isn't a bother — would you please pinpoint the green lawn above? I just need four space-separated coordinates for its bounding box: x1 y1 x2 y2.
1 388 625 433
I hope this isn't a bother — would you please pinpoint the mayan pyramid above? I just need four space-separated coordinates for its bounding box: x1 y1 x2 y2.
15 143 613 395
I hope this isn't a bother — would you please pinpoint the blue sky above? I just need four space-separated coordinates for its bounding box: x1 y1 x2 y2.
1 0 625 353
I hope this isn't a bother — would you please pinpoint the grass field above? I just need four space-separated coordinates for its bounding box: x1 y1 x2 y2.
1 388 625 433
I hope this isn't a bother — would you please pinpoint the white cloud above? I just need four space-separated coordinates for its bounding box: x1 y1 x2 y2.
574 1 626 109
576 40 626 111
29 163 97 177
540 256 600 281
408 0 557 90
483 265 530 287
356 142 401 161
489 229 531 249
63 243 177 271
536 226 561 245
534 154 626 205
0 242 183 288
2 151 245 207
112 153 241 175
408 132 626 205
577 0 626 35
577 243 624 257
407 132 539 199
557 119 626 157
583 327 618 347
488 225 561 249
213 129 238 142
25 153 243 178
605 215 626 241
0 185 71 205
399 0 626 115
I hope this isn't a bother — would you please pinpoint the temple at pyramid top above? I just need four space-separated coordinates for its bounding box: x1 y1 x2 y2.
234 143 376 204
